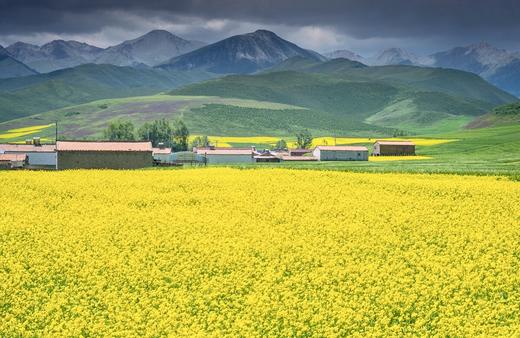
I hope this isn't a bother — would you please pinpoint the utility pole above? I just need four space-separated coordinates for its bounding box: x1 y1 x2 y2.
55 120 59 170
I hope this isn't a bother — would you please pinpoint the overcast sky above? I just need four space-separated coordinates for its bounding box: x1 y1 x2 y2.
1 0 519 56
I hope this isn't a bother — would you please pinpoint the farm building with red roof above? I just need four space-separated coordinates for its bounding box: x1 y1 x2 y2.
56 141 153 169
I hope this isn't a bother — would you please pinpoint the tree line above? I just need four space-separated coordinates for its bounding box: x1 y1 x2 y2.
104 119 190 151
105 119 315 152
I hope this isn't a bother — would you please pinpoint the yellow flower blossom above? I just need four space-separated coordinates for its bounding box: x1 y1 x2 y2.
0 168 518 336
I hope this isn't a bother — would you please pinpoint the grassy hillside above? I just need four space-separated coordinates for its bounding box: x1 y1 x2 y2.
171 66 512 134
264 59 516 105
466 102 520 129
0 64 214 123
1 95 391 140
172 71 400 117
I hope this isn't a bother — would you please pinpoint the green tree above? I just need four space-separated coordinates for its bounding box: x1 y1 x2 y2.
191 135 210 149
103 120 135 141
295 129 313 149
138 119 172 147
172 119 190 152
273 139 288 151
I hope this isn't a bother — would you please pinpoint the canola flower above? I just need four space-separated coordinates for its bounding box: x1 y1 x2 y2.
190 135 456 148
0 168 519 336
0 124 54 140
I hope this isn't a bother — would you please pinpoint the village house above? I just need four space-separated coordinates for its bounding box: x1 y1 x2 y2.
0 153 27 169
152 144 173 164
0 142 56 169
194 147 255 164
56 141 153 169
253 150 281 163
313 145 369 161
372 140 416 156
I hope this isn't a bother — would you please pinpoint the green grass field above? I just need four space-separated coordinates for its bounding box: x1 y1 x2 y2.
215 125 520 177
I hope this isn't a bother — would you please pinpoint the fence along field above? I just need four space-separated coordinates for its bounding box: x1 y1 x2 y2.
1 168 519 336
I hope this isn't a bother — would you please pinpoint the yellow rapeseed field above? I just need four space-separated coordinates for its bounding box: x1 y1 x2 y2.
190 135 456 148
1 168 519 336
0 123 54 140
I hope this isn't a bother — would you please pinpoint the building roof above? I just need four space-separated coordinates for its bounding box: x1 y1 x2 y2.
289 148 312 153
254 155 279 159
56 141 153 152
0 153 27 162
152 147 172 155
197 148 253 155
375 140 415 146
281 155 318 161
315 145 368 151
0 144 56 153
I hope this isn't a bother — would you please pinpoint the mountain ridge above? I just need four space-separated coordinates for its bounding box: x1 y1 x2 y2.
158 30 326 74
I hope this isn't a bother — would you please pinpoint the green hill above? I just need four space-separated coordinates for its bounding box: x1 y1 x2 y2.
1 95 393 140
466 102 520 129
0 64 214 123
171 65 515 134
264 58 515 105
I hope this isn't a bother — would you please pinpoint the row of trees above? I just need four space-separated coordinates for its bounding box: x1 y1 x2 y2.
273 129 314 151
105 120 315 152
104 119 190 151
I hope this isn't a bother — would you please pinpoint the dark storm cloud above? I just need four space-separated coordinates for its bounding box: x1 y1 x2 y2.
0 0 519 52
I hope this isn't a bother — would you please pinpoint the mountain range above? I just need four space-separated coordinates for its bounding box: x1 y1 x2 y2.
326 42 520 96
5 30 205 73
158 30 326 74
0 29 518 137
0 45 38 78
2 29 520 96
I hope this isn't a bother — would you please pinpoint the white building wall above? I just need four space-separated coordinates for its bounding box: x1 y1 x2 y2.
313 149 368 161
205 154 254 164
26 152 57 166
4 151 56 166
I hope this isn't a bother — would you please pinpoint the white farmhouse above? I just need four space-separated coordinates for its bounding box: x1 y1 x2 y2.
194 147 254 164
313 146 369 161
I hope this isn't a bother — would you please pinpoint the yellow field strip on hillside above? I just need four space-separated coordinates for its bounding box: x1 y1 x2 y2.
0 169 518 336
0 123 54 140
191 135 457 148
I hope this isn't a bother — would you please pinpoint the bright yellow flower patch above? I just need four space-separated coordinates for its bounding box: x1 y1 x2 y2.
190 135 456 148
1 169 519 336
0 123 54 139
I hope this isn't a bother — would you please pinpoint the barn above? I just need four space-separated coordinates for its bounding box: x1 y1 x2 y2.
313 146 369 161
0 154 27 169
56 141 153 169
194 147 254 164
372 140 415 156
